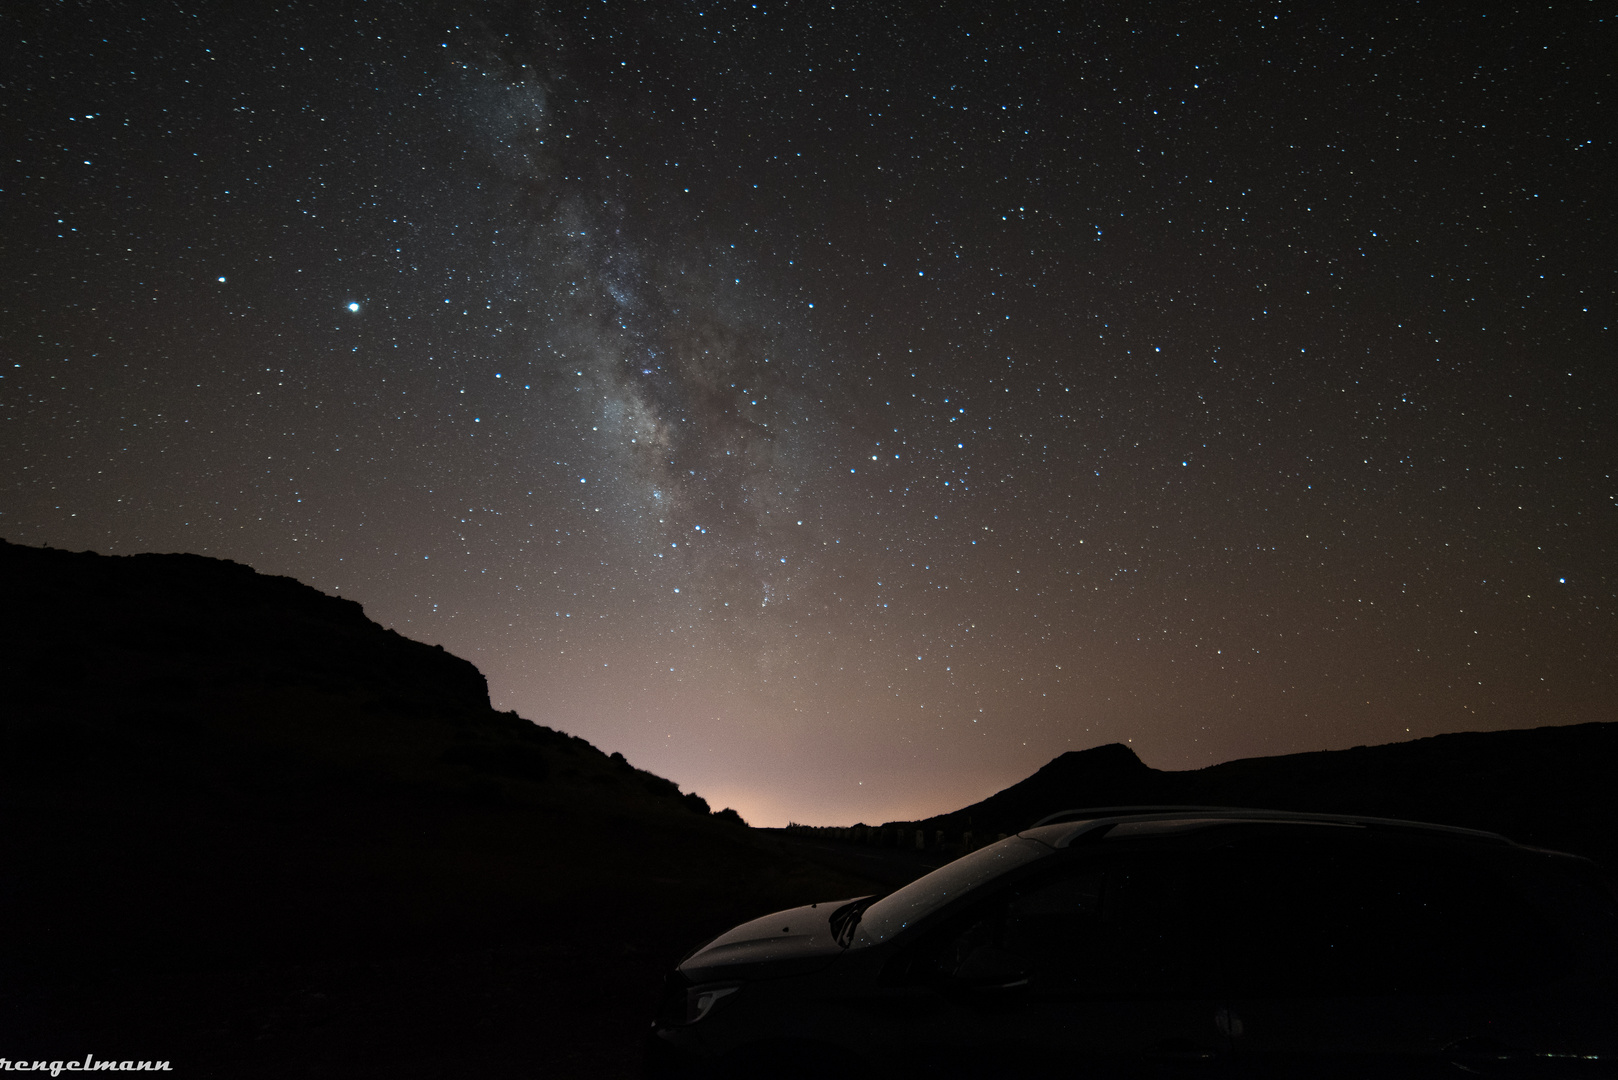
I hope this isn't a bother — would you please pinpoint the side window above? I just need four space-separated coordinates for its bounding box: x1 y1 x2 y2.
1082 857 1218 997
1002 872 1103 958
899 867 1103 985
904 856 1219 997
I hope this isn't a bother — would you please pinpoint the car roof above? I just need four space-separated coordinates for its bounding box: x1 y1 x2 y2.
1021 805 1514 850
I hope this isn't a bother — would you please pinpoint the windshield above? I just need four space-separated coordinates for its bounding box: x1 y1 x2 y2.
849 836 1052 948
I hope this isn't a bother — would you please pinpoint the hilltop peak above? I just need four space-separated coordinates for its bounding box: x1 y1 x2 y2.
1032 742 1152 779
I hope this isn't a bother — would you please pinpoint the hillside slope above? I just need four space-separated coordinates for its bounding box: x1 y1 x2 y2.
0 540 882 1078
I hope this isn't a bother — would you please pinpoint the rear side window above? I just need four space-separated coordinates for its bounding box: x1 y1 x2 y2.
1203 839 1567 996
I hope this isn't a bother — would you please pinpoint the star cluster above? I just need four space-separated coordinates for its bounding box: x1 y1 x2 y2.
3 1 1612 825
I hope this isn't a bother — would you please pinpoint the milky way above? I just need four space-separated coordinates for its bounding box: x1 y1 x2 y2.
4 1 1613 825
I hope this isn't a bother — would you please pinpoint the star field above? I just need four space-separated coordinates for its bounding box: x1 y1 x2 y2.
3 1 1613 825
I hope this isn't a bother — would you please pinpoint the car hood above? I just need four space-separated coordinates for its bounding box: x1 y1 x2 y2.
679 897 862 981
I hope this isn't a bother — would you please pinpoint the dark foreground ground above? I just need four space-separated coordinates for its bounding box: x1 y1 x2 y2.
0 780 911 1079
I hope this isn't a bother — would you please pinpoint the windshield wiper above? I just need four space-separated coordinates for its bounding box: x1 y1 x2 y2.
829 895 881 947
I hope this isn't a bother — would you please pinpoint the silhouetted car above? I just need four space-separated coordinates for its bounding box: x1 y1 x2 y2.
646 807 1618 1078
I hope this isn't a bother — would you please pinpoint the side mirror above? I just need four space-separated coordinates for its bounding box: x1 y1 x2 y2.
952 945 1031 989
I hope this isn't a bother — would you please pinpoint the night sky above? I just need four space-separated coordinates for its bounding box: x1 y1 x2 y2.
4 1 1613 827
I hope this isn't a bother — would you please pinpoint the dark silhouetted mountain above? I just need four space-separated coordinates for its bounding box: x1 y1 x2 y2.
0 540 874 1079
901 725 1618 869
0 538 724 815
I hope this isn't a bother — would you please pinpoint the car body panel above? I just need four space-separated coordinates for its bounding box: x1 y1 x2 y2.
679 898 860 983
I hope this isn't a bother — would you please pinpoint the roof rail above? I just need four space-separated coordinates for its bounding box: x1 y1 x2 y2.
1030 806 1254 828
1028 806 1512 843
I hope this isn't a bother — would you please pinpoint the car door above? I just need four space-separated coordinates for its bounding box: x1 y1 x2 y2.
1202 833 1561 1076
860 850 1237 1078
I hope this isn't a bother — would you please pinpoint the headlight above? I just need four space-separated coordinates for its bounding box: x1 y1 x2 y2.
684 983 740 1024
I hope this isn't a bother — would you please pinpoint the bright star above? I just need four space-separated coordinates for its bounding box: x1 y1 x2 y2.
347 302 360 312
